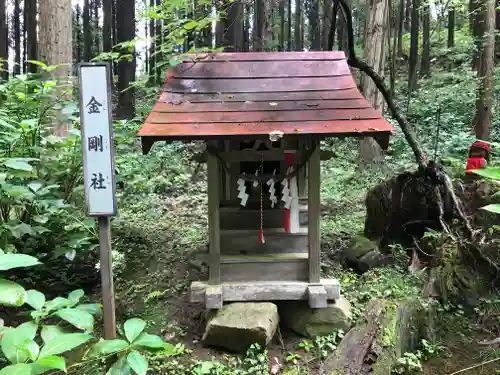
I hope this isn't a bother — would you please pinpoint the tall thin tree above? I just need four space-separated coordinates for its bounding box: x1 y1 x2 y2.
13 0 21 75
279 0 285 51
288 0 292 50
83 0 92 61
420 0 430 77
116 0 136 119
309 0 321 50
25 0 37 73
322 0 332 49
447 6 455 48
408 0 419 92
227 0 244 51
295 0 303 50
0 0 7 80
103 0 112 52
474 0 495 140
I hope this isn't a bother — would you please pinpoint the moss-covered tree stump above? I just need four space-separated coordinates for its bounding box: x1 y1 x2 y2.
323 298 425 375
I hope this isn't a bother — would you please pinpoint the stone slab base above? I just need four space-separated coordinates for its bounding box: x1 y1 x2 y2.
190 279 341 309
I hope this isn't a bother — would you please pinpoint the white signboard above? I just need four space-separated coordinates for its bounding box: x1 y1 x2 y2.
79 63 117 216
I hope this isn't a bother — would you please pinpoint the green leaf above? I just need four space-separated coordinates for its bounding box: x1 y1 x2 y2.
184 20 197 30
4 159 33 172
92 339 129 355
124 318 147 343
40 325 67 345
8 223 35 239
28 181 43 192
106 357 132 375
0 278 27 307
44 297 71 312
481 204 500 214
0 364 32 375
19 339 39 361
55 308 94 332
470 167 500 180
169 59 182 67
26 290 46 310
68 289 85 305
127 351 148 375
38 333 92 358
76 303 102 315
132 334 167 349
1 322 37 364
32 355 67 375
0 253 41 271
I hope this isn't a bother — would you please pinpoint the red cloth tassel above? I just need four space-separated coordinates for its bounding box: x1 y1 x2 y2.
259 227 265 244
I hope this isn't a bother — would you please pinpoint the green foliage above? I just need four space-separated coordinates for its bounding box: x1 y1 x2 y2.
0 72 98 261
393 339 445 374
298 330 345 360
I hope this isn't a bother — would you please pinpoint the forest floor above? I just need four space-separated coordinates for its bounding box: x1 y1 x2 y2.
70 139 500 375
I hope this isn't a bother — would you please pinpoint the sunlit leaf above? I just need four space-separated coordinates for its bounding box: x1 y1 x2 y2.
26 290 46 311
44 297 72 312
40 325 67 345
68 289 85 305
4 159 33 172
0 364 32 375
132 333 167 349
38 333 92 358
0 253 41 271
92 339 129 355
127 350 148 375
1 322 37 364
75 303 102 315
106 356 132 375
55 308 94 332
0 278 27 307
124 318 147 343
32 355 67 375
481 204 500 214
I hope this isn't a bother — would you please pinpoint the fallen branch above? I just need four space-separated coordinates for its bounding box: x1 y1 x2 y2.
448 357 500 375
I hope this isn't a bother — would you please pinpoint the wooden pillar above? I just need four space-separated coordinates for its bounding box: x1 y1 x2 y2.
206 148 222 308
308 142 321 284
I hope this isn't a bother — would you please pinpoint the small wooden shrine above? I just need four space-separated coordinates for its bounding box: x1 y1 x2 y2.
138 51 394 309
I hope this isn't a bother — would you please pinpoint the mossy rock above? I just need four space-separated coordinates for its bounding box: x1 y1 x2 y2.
202 302 279 353
345 235 379 262
279 297 352 338
323 298 426 375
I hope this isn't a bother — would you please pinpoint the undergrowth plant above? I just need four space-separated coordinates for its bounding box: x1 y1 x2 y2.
0 253 176 375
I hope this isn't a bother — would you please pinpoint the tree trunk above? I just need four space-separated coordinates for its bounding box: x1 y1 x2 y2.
322 0 333 49
360 0 388 165
408 0 419 93
279 0 285 51
420 0 430 77
148 0 155 80
288 0 292 50
83 0 92 61
25 0 38 73
474 0 495 141
471 0 483 70
309 0 321 50
93 0 100 55
38 0 73 136
404 0 411 32
116 0 136 119
397 0 404 56
328 0 339 50
295 0 303 50
448 8 455 48
254 0 269 51
337 7 348 52
495 0 500 60
13 0 21 75
74 5 83 63
244 3 250 51
0 0 7 80
103 0 113 52
227 0 244 51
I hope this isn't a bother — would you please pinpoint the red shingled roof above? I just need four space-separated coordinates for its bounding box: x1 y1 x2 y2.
138 51 395 153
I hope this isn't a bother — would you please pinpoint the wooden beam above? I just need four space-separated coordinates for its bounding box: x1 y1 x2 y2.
308 143 321 284
205 286 223 309
190 279 340 305
192 149 335 163
307 285 328 308
207 150 221 284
